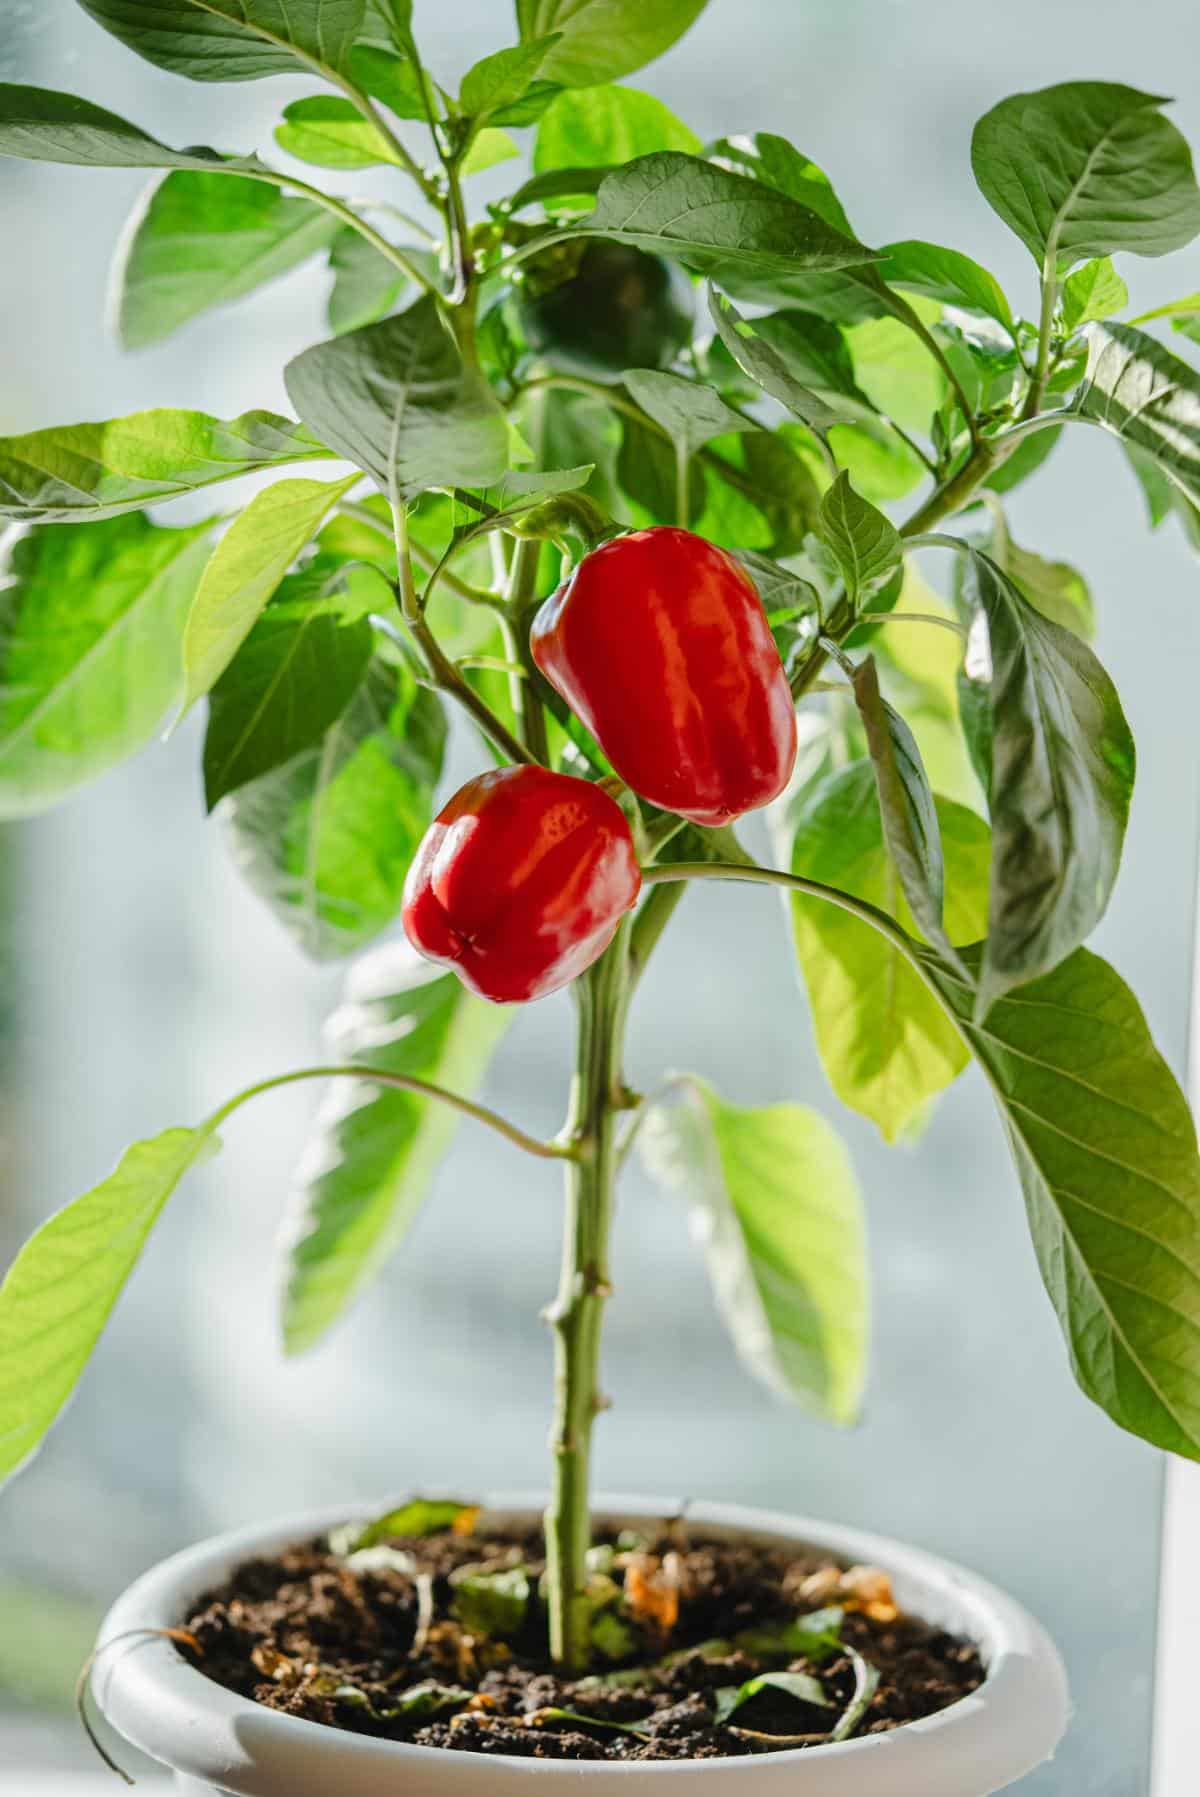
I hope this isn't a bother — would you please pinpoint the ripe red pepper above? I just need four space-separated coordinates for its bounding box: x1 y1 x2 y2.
530 527 797 827
402 765 641 1004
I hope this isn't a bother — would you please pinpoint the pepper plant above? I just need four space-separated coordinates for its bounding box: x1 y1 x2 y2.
3 0 1200 1681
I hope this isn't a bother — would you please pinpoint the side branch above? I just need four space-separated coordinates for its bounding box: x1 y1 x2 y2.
207 1065 574 1162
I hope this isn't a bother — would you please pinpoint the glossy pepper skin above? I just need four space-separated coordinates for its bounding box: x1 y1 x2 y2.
530 528 798 827
401 765 641 1004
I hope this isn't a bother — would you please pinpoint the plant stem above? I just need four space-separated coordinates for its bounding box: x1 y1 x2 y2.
898 440 998 540
858 609 968 639
394 505 533 765
675 442 691 527
885 289 981 447
545 926 631 1671
330 71 442 205
416 615 533 763
206 1064 573 1160
640 861 913 956
340 496 500 604
1022 254 1060 420
239 166 438 295
627 825 756 988
503 537 551 762
410 537 497 605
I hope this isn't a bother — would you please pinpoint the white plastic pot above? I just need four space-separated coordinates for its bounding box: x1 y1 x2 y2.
96 1494 1069 1796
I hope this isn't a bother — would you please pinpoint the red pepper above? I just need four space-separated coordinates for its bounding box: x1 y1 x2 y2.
530 527 797 827
402 765 641 1003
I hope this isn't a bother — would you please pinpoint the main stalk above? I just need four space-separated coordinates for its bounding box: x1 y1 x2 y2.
544 924 631 1671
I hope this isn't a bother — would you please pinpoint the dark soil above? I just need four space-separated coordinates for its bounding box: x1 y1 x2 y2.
179 1514 985 1761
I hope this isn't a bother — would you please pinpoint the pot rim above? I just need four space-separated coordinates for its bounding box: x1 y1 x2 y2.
94 1492 1069 1790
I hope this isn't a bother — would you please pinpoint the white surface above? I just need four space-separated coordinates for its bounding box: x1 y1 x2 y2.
1152 1459 1200 1794
94 1497 1068 1797
0 1776 168 1797
1151 902 1200 1796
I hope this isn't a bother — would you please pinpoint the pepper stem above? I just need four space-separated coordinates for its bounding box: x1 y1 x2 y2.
544 922 631 1671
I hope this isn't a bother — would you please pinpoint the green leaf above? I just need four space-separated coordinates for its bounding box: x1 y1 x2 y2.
223 653 445 961
0 1127 215 1485
971 82 1200 269
382 1683 475 1719
590 1607 636 1662
971 510 1095 640
1123 442 1200 549
851 655 951 962
77 0 365 82
181 472 360 713
695 431 821 557
843 313 946 435
114 170 340 350
345 45 430 120
1061 258 1128 333
825 420 926 503
337 1496 478 1551
958 549 1134 1016
0 515 211 818
817 472 902 604
739 310 877 422
1078 320 1200 507
735 1610 845 1662
926 945 1200 1460
284 296 509 499
713 1669 832 1726
534 85 699 177
446 467 598 544
858 568 979 808
203 602 373 809
0 408 329 523
621 370 754 460
878 239 1014 333
275 95 401 168
616 412 696 526
281 943 509 1349
1129 292 1200 341
582 152 879 279
460 127 520 177
449 1564 531 1638
0 83 259 170
516 0 709 88
985 421 1063 496
784 765 990 1141
708 291 851 432
460 36 561 120
708 133 856 235
641 1079 868 1424
618 422 821 556
326 229 410 333
506 164 611 212
734 550 821 623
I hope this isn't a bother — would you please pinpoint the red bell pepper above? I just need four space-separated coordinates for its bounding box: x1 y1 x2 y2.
402 765 641 1003
531 527 797 826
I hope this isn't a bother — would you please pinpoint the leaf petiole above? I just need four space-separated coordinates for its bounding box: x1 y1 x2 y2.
206 1064 575 1162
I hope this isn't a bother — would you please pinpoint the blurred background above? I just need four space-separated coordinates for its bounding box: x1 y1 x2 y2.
2 2 1199 1792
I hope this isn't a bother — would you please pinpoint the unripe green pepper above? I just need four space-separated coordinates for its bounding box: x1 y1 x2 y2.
517 240 693 381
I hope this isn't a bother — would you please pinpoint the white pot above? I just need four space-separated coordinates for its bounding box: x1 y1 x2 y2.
95 1494 1069 1796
